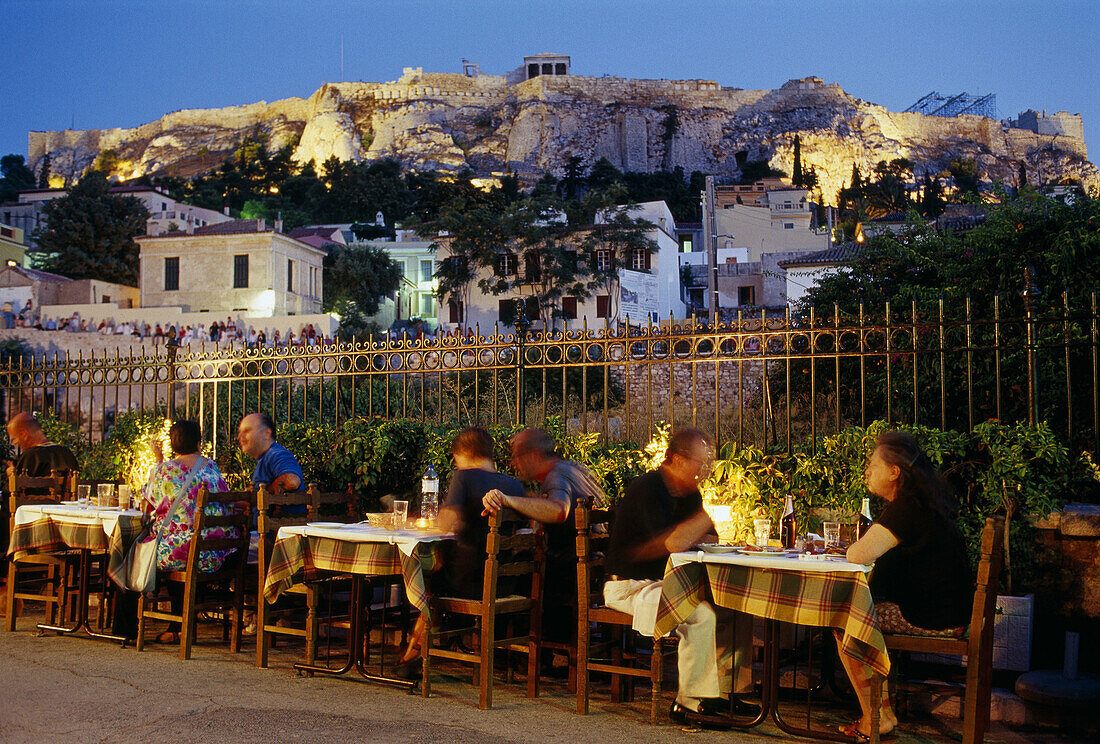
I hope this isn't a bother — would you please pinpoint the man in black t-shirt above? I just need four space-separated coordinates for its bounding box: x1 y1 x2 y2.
6 412 78 480
605 428 756 728
394 427 525 677
3 412 79 571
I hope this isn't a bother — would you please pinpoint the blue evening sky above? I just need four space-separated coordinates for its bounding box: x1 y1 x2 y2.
2 0 1096 164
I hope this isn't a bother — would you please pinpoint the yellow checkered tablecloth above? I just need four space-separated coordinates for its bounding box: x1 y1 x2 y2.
654 552 890 676
8 505 143 565
262 525 448 616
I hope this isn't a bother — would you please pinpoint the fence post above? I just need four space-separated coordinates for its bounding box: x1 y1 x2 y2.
1022 266 1041 427
166 335 179 420
514 298 531 427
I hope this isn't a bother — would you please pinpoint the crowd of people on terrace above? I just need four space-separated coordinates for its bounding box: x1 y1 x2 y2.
6 305 331 349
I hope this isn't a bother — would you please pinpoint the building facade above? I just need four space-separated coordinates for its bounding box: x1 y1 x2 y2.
137 219 325 316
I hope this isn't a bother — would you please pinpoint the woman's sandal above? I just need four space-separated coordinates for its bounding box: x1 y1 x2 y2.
156 630 180 644
838 722 897 742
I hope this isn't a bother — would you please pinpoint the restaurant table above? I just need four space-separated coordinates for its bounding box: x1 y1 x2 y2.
262 521 450 688
9 502 143 643
654 549 887 740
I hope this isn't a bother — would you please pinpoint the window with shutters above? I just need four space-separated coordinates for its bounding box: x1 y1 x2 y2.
561 297 577 319
495 252 516 276
525 253 541 283
233 255 248 288
631 248 650 271
596 295 611 319
164 257 179 291
594 249 612 271
448 301 464 324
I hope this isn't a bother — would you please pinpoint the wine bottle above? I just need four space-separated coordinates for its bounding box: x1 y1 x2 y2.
857 497 873 539
780 493 796 549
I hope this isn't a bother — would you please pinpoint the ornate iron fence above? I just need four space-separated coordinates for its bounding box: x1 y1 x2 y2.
2 288 1097 459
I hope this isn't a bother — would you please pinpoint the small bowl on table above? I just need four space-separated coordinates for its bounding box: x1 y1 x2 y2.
364 513 393 529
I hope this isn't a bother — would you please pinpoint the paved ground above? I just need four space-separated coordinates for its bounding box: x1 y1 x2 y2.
0 608 1092 744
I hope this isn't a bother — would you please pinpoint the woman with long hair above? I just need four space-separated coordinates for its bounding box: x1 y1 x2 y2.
839 431 974 741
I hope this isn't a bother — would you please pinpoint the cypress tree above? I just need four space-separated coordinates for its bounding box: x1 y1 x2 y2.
792 135 804 188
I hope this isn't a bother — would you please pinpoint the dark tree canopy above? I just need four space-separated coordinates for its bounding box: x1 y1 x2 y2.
29 171 149 285
323 243 403 335
0 154 35 203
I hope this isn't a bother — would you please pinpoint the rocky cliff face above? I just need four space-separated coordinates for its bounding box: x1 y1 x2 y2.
28 70 1097 201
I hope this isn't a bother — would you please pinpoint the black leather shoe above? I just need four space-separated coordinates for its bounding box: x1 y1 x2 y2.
669 701 734 731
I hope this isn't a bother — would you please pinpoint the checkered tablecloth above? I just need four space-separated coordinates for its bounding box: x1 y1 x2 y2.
8 505 144 565
654 553 890 676
262 525 448 616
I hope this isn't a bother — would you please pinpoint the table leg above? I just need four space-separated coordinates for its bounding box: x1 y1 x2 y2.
37 549 127 644
294 576 415 691
769 620 852 742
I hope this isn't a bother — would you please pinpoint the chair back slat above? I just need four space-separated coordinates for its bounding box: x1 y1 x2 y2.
307 484 358 522
968 516 1006 657
186 487 252 576
481 511 546 605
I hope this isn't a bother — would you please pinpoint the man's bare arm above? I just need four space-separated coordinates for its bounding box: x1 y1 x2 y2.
482 488 570 523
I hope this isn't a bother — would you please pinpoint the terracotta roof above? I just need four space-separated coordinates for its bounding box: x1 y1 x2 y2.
776 242 859 268
294 235 336 251
192 219 268 236
3 265 72 283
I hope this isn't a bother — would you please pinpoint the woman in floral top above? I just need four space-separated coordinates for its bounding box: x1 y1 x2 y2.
140 420 237 643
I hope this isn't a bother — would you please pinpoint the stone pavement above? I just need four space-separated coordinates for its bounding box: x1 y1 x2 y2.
0 610 1091 744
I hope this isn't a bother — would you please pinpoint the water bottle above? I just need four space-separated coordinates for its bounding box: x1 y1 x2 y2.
421 464 439 523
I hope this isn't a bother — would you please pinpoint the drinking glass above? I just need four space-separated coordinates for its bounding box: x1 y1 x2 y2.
76 484 91 508
117 484 132 509
753 518 771 548
823 521 841 548
392 500 409 530
97 483 114 508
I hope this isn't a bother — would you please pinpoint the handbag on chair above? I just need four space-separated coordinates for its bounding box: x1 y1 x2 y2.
121 466 205 592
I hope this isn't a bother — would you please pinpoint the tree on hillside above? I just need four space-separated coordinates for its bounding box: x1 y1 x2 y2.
948 157 982 199
29 171 149 285
792 135 804 188
0 154 35 203
323 243 402 337
37 153 51 188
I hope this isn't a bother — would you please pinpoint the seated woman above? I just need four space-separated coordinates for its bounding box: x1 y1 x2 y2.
394 427 525 677
841 431 975 741
136 420 236 644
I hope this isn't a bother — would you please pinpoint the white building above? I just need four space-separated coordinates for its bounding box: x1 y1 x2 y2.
436 200 685 331
351 228 440 331
3 185 233 248
137 218 325 316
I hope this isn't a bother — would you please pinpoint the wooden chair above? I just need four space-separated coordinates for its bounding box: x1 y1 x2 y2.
575 503 672 725
136 487 252 660
4 470 70 630
871 515 1006 744
422 509 546 709
256 484 357 668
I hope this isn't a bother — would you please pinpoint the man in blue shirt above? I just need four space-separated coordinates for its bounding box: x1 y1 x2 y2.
237 412 304 493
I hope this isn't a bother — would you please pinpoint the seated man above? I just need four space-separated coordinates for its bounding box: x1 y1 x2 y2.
3 411 80 595
605 427 756 728
6 411 79 479
395 427 525 676
237 412 303 494
481 427 607 641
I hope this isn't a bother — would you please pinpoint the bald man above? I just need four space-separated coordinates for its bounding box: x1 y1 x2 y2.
237 412 303 494
5 412 78 479
3 412 79 573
